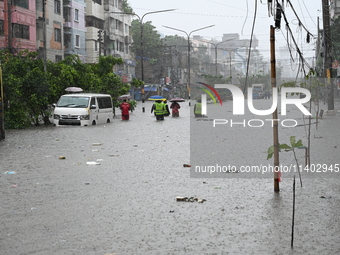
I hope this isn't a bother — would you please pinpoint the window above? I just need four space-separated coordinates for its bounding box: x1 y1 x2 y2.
75 9 79 21
64 7 71 22
93 0 102 5
75 35 80 48
0 20 4 36
95 41 98 51
64 33 71 48
85 16 104 29
54 0 61 14
55 55 62 62
12 23 29 39
90 97 95 107
54 28 61 42
97 97 112 109
12 0 29 9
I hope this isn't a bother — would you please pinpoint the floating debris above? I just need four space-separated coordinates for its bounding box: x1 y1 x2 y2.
59 156 66 159
176 197 206 203
92 143 102 146
86 161 100 165
183 164 191 167
3 171 16 174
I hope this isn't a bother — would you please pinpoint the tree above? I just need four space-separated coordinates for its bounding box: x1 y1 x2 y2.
130 20 163 83
1 50 53 128
1 50 129 129
331 16 340 61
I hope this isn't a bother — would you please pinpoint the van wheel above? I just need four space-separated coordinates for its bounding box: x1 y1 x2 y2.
106 119 110 123
92 120 96 125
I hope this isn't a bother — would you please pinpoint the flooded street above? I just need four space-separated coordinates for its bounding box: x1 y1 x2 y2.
1 100 340 255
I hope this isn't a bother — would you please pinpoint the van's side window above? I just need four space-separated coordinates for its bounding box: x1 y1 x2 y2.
97 97 112 109
90 97 96 107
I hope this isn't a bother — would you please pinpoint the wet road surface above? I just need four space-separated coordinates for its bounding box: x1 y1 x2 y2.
1 100 340 255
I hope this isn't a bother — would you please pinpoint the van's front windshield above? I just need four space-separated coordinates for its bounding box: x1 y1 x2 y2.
57 96 90 108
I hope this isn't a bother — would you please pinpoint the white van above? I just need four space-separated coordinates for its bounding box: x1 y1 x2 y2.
53 93 114 126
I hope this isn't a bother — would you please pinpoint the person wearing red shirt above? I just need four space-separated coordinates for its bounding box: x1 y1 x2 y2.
120 99 130 120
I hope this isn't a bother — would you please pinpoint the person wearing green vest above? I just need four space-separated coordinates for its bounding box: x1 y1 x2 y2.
163 100 170 117
151 100 166 121
194 99 203 117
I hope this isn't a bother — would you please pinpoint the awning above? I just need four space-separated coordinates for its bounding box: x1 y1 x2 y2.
144 87 157 92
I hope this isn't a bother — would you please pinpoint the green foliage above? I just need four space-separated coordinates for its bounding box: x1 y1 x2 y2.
299 70 325 102
131 20 162 60
241 73 271 90
130 20 163 82
331 16 340 61
127 100 137 111
162 35 189 53
267 136 304 160
122 0 133 13
279 81 297 94
130 77 144 88
1 50 129 129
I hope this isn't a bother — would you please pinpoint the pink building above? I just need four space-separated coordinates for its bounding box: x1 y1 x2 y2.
0 0 36 52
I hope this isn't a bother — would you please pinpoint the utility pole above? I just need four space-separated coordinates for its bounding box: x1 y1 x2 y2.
103 30 107 56
0 62 5 140
270 25 280 192
43 0 47 72
98 30 102 56
322 0 334 111
163 25 215 106
7 0 12 53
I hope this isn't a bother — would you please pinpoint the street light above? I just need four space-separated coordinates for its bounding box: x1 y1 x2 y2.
223 48 242 79
110 9 176 112
163 25 215 106
195 38 236 76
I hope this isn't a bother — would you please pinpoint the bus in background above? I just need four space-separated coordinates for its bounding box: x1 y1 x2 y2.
252 84 264 99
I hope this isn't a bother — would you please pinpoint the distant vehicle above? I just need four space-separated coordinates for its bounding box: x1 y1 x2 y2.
53 93 114 126
252 84 264 99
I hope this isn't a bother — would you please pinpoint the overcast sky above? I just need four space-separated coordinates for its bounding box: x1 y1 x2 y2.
127 0 323 62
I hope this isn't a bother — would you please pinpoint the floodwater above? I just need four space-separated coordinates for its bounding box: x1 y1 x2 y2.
1 100 340 255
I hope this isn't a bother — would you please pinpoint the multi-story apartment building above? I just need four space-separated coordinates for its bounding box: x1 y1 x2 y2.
330 0 340 19
103 0 134 79
63 0 87 61
0 0 36 52
36 0 65 62
85 0 104 63
1 0 134 81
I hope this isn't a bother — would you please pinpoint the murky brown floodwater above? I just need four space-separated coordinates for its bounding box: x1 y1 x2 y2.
1 100 339 255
